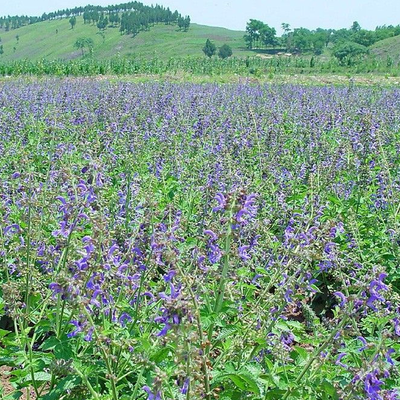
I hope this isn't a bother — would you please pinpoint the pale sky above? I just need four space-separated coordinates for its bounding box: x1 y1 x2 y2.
1 0 400 32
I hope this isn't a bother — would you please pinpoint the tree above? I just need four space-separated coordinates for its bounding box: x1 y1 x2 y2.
183 15 190 31
351 21 361 32
218 44 233 59
0 45 3 55
97 16 108 30
351 29 376 47
332 41 368 65
291 28 313 53
203 39 216 58
281 22 291 34
74 37 94 56
244 19 265 49
69 16 76 29
260 24 277 48
177 16 184 30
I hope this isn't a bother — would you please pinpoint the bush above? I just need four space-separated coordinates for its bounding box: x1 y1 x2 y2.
218 44 233 59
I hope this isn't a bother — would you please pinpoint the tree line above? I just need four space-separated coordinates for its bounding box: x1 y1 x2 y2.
244 19 400 55
0 2 190 36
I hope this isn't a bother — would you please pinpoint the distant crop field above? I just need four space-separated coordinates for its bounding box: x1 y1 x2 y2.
0 79 399 400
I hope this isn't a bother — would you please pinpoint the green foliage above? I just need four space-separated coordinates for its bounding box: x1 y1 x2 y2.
332 41 369 65
244 19 277 49
203 39 216 58
69 16 76 30
218 44 233 59
352 30 377 47
96 15 108 31
177 15 191 32
74 37 94 56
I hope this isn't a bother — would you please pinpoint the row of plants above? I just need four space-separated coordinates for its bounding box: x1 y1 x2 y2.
0 55 399 77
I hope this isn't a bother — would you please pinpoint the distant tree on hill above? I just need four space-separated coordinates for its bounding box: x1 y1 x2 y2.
183 16 190 31
281 22 291 34
203 39 216 58
177 15 190 31
260 24 277 48
69 16 76 29
74 37 94 56
351 29 376 47
351 21 361 33
244 19 265 49
0 45 3 55
97 16 108 30
332 41 368 65
218 44 233 59
177 16 184 30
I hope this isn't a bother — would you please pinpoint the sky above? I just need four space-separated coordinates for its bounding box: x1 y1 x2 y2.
2 0 400 32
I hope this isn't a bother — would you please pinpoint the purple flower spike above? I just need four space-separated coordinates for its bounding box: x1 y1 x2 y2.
204 229 218 241
364 370 384 399
181 377 190 394
142 386 162 400
335 353 348 369
386 348 395 365
164 270 176 282
357 336 368 352
119 312 132 327
238 245 251 261
213 192 227 212
334 291 347 308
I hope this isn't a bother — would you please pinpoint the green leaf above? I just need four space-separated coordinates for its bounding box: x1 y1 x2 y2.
0 329 10 338
150 346 171 363
225 374 248 391
27 372 52 382
42 375 81 400
3 391 23 400
40 336 60 351
321 380 339 399
265 389 287 399
239 372 261 395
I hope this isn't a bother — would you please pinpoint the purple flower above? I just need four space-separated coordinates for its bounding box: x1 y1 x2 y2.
119 312 132 327
181 377 190 394
4 224 20 236
236 193 257 223
357 336 368 352
67 320 84 338
385 348 395 366
334 291 347 308
204 229 218 241
238 245 251 261
142 386 162 400
213 192 227 212
335 353 348 369
364 370 384 400
84 327 94 342
367 273 388 311
393 318 400 336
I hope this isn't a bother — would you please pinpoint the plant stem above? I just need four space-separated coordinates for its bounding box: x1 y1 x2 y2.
280 308 351 400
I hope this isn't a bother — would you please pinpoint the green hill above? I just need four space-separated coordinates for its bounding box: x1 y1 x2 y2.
370 35 400 64
0 17 252 60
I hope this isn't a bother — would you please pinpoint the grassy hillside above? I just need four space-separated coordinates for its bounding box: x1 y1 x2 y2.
0 17 252 60
370 35 400 64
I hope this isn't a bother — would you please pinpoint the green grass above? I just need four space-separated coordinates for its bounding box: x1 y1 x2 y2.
0 17 253 60
370 35 400 64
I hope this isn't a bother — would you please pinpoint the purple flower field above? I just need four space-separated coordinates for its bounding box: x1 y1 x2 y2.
0 78 399 399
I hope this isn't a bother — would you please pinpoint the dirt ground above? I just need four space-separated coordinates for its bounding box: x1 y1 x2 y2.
0 366 37 400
